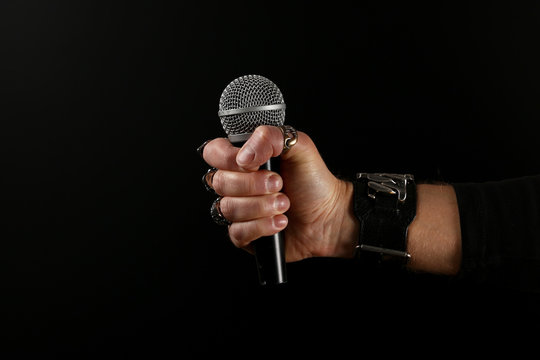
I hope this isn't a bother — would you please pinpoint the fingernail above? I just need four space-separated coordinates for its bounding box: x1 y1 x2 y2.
273 194 289 211
273 215 288 229
237 147 254 166
266 174 282 193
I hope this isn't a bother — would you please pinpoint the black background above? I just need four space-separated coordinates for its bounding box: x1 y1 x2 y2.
2 1 540 357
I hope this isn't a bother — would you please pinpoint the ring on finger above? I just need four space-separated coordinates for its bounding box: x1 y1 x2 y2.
197 139 211 158
210 196 232 226
202 167 218 194
278 125 298 152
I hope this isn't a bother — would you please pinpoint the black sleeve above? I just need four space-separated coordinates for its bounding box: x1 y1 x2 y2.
452 175 540 293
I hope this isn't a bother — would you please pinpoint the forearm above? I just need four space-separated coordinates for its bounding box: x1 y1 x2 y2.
337 182 462 275
406 184 462 275
337 175 540 291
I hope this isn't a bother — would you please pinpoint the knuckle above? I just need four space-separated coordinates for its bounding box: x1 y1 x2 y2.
259 125 283 156
228 218 273 248
203 138 239 170
255 125 273 139
254 126 277 151
228 224 248 247
241 173 256 194
249 195 270 216
257 216 276 235
211 170 224 194
266 194 280 213
202 139 220 162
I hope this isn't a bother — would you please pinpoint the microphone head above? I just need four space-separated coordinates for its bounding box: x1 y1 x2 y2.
218 75 286 139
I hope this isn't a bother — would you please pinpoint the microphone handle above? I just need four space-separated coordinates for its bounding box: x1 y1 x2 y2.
231 138 287 286
254 156 287 286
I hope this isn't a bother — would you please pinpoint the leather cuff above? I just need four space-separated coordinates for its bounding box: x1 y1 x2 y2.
353 173 417 268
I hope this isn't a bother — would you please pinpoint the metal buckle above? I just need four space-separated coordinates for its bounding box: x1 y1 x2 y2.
356 244 411 259
357 173 414 202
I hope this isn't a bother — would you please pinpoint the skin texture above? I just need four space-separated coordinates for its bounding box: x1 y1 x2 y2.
202 126 462 275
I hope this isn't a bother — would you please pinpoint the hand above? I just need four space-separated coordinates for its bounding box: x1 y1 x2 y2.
201 126 359 262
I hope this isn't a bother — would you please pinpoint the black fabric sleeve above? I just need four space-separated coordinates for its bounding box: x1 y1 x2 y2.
452 175 540 293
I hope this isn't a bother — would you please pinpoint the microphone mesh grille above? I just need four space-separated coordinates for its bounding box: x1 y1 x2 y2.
218 75 285 136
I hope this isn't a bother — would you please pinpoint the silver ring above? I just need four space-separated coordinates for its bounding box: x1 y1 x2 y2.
202 167 218 194
278 125 298 152
210 196 231 226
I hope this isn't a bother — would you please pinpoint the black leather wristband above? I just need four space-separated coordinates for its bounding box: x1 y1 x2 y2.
353 173 417 268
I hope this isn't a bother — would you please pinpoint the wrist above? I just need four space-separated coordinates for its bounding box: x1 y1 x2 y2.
331 179 360 258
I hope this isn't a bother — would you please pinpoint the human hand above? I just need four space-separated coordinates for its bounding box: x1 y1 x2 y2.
200 125 358 262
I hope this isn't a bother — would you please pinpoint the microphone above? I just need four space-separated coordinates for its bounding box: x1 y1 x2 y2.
218 74 287 286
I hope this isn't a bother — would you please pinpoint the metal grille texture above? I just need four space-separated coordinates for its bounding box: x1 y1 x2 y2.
218 75 285 135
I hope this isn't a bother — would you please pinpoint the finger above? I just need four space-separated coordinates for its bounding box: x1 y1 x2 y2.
212 169 283 196
219 193 290 223
228 214 288 248
201 137 245 172
236 125 286 169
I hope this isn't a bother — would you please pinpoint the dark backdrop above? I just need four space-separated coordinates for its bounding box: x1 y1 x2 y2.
2 1 540 357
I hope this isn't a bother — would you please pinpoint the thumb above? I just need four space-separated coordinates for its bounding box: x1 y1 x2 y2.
235 125 331 184
280 129 335 189
235 125 290 169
